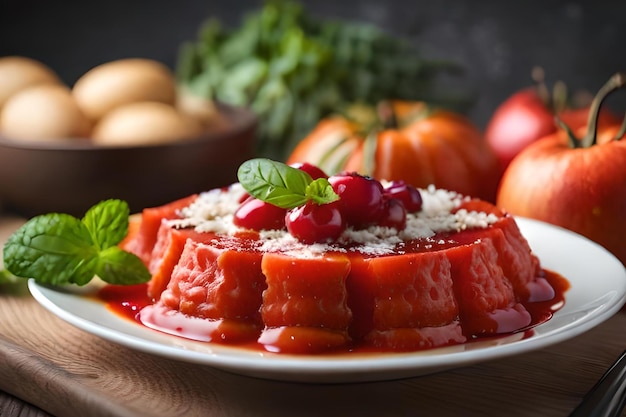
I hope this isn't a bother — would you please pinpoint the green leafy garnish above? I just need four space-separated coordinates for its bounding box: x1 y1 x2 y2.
0 269 29 296
176 0 469 159
3 199 150 286
238 158 339 208
0 269 18 285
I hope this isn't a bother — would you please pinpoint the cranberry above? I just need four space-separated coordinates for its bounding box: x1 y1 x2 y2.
238 192 251 204
383 180 423 212
378 197 407 230
289 162 328 179
328 172 385 228
286 201 345 244
234 197 287 231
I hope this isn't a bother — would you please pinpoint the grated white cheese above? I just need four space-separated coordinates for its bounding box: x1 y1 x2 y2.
167 183 499 256
171 183 246 233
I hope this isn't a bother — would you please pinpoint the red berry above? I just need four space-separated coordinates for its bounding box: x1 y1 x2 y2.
289 162 328 179
234 197 287 231
286 201 345 244
379 197 407 230
238 192 251 204
329 173 385 228
383 180 423 212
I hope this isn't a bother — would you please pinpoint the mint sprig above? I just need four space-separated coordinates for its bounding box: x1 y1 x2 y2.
237 158 338 208
3 199 150 286
0 269 18 285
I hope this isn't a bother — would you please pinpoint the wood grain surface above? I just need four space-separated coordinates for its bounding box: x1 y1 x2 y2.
1 217 626 417
0 391 51 417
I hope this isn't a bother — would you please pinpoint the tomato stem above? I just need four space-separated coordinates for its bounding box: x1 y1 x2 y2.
377 101 398 129
532 66 551 108
556 117 579 148
532 66 568 113
613 110 626 141
578 72 626 148
552 80 568 113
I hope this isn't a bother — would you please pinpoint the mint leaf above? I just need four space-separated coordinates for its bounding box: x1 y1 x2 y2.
98 246 151 285
238 158 338 209
0 269 18 285
83 199 130 249
3 200 150 286
4 213 99 286
0 269 28 296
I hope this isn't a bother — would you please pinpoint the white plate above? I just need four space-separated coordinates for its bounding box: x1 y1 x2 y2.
26 217 626 383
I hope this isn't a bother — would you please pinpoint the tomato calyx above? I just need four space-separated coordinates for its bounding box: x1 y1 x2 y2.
340 101 430 132
531 66 570 114
558 72 626 149
338 101 432 177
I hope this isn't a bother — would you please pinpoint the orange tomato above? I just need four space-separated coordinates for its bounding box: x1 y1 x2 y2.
287 101 500 202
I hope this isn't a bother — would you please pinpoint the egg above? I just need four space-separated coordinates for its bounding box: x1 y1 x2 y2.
92 101 202 146
176 88 231 132
72 58 177 121
0 56 62 110
0 84 91 141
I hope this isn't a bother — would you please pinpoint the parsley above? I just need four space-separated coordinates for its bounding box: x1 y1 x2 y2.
3 199 150 286
177 0 467 159
237 158 338 208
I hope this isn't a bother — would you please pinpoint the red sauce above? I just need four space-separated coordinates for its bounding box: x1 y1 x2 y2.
97 269 569 355
98 283 152 319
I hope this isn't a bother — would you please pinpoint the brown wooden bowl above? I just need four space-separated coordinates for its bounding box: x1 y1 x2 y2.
0 104 257 217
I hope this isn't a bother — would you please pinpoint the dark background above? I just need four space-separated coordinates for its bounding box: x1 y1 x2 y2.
2 0 625 129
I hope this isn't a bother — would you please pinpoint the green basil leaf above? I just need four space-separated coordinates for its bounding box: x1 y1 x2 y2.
82 199 130 249
238 158 340 208
305 178 340 205
3 213 99 285
97 246 151 285
238 158 312 209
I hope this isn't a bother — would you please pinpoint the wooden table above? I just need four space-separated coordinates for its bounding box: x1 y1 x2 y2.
1 218 626 417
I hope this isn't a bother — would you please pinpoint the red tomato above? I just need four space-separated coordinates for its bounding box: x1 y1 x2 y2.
496 73 626 266
485 85 618 174
288 101 500 202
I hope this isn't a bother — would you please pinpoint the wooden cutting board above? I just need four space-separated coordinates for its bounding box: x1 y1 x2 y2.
1 216 626 417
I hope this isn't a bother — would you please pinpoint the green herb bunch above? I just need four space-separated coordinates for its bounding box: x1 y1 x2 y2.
3 200 150 287
176 0 465 160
